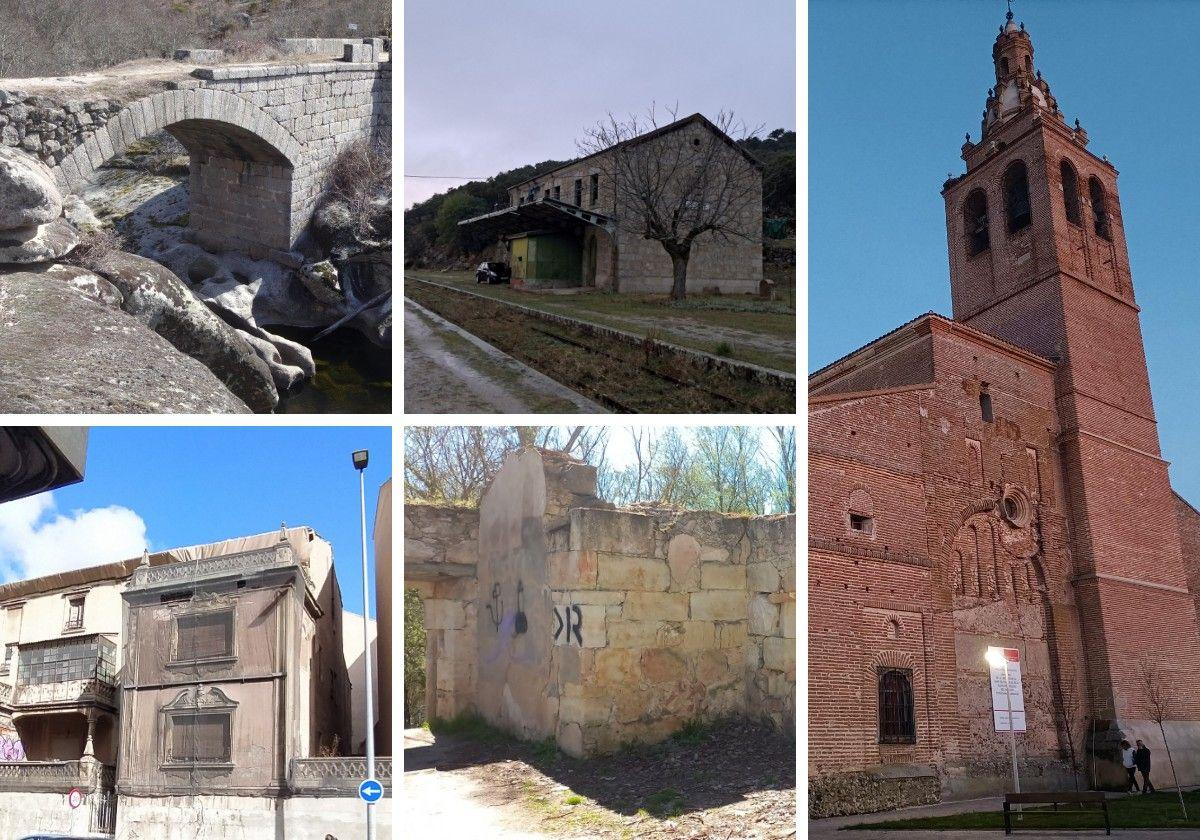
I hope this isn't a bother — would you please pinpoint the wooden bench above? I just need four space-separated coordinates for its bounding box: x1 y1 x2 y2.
1003 791 1110 835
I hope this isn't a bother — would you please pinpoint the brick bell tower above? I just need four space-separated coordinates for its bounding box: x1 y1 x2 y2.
943 11 1200 772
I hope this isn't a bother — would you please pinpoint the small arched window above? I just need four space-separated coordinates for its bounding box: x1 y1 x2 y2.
1024 56 1032 73
878 668 916 744
964 189 990 256
1060 161 1081 225
1000 57 1010 76
1089 176 1111 240
1003 161 1032 233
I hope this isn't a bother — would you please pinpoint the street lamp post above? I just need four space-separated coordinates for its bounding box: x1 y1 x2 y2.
987 647 1021 804
352 449 376 840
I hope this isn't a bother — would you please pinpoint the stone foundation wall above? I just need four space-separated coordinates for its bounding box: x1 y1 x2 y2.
189 155 295 252
0 790 94 836
615 229 763 296
808 768 940 819
116 792 392 839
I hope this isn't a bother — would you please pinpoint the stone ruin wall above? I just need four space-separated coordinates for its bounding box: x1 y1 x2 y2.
404 448 796 757
403 503 480 723
551 505 795 756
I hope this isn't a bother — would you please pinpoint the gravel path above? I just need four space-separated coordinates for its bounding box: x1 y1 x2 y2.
403 297 604 414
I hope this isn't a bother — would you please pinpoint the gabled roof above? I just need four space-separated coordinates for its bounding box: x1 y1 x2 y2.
809 311 1058 399
507 112 765 192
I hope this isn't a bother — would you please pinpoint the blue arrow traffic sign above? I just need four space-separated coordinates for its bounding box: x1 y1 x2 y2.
358 779 384 803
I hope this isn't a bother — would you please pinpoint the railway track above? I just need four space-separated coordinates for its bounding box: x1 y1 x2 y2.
404 276 793 414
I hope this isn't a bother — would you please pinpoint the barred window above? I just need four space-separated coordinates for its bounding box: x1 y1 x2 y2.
878 668 916 744
175 611 234 661
170 713 231 763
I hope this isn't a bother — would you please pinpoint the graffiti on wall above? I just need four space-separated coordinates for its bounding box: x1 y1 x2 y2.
553 604 583 646
0 735 25 761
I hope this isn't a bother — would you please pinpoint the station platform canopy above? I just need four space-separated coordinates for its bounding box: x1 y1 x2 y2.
458 196 616 239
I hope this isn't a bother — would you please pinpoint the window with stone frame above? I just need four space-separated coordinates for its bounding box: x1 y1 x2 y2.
878 668 916 744
63 595 85 631
589 173 599 207
553 185 560 200
172 609 234 663
1003 160 1032 233
168 712 232 764
0 643 15 675
574 178 583 206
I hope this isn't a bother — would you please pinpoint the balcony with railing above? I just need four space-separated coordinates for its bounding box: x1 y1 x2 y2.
128 542 307 590
12 635 118 711
289 757 393 796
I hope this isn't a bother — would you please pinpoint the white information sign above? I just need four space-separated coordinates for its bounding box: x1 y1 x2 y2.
987 646 1026 733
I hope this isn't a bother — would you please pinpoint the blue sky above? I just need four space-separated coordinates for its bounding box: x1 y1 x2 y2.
811 0 1200 505
0 427 392 618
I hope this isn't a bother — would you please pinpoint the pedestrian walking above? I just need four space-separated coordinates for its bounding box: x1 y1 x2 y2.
1134 739 1156 794
1120 740 1139 792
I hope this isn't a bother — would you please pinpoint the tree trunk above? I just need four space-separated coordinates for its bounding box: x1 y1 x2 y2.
1159 721 1189 819
669 249 690 301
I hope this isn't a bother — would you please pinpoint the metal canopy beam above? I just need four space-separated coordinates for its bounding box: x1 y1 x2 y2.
458 197 616 238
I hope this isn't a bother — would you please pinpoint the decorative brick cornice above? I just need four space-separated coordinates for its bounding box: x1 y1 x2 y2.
809 536 932 568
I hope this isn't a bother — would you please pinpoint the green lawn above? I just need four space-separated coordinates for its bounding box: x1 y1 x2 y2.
844 791 1200 831
405 271 796 372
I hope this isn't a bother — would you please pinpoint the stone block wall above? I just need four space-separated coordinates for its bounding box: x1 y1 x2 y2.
551 506 795 756
404 448 796 759
404 504 480 723
0 92 123 167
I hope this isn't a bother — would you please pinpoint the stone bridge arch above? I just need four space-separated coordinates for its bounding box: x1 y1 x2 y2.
52 88 305 259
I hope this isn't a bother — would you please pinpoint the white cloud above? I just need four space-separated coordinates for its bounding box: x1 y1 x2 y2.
0 492 147 584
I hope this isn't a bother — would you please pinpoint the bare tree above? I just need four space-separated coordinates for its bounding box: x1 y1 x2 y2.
1140 659 1188 818
578 104 762 300
769 425 797 513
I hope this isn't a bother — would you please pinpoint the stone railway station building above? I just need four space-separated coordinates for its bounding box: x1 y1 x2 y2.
406 448 795 757
458 113 764 295
808 16 1200 816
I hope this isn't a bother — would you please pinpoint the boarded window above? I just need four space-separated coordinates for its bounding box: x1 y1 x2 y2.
589 173 599 206
574 178 582 206
175 611 233 661
964 189 990 255
878 669 916 744
1003 161 1032 233
1061 161 1081 225
171 713 231 763
64 596 84 631
1089 176 1111 240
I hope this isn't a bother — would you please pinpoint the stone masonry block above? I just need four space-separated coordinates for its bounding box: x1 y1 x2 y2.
606 620 663 648
423 598 466 630
622 592 688 622
748 561 781 593
749 594 780 635
701 563 747 590
763 636 795 673
690 590 746 621
597 554 668 591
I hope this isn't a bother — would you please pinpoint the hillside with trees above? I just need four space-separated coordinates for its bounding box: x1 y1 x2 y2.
404 128 795 269
0 0 390 78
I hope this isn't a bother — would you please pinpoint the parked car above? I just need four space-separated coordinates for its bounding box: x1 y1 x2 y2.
475 261 511 284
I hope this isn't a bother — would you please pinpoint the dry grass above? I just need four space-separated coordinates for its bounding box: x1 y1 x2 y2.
322 137 391 239
67 225 128 274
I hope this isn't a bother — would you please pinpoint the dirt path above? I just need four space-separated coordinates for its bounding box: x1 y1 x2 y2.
402 722 796 840
403 297 604 413
404 729 549 839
